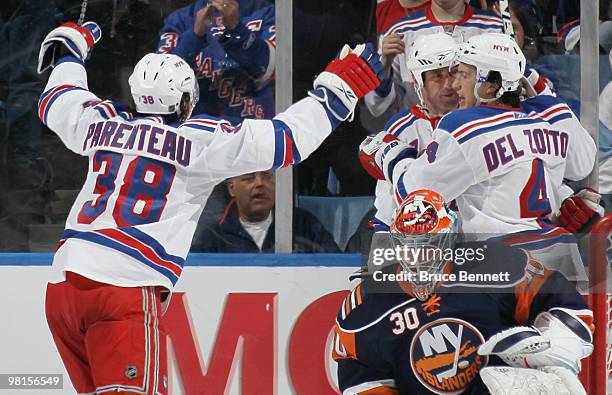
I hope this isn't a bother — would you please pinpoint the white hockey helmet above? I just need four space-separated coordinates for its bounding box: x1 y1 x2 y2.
128 53 199 117
406 32 458 104
455 33 525 101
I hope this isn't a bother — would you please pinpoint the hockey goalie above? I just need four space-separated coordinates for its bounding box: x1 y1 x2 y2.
333 190 594 395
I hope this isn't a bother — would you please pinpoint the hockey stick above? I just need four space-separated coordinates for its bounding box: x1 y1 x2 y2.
436 325 464 381
498 0 515 40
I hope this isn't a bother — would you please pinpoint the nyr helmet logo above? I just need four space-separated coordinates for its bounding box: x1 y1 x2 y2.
410 318 486 394
492 44 510 52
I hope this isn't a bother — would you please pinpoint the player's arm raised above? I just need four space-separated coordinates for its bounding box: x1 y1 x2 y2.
196 43 383 180
216 1 275 83
157 4 209 61
37 22 103 154
364 33 403 118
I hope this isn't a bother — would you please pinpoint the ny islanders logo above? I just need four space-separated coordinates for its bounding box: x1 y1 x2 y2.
410 318 487 394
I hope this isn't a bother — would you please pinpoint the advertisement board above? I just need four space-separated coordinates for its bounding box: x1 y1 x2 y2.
0 254 360 394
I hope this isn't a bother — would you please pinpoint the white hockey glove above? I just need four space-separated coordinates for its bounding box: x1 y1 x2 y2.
358 131 418 181
309 43 383 122
553 188 605 233
359 132 400 180
521 68 554 98
478 308 593 374
480 366 586 395
38 21 102 74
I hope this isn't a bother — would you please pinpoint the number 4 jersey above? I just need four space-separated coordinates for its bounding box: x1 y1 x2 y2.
39 57 337 291
389 96 597 234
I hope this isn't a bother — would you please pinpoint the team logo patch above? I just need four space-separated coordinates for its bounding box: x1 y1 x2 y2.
125 365 138 379
410 318 487 395
220 123 240 134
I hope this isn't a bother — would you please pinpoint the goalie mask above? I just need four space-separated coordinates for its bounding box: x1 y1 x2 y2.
453 33 525 103
128 53 199 119
390 189 458 301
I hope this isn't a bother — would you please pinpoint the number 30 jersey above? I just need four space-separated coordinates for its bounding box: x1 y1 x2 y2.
333 242 592 394
40 57 336 291
390 96 597 234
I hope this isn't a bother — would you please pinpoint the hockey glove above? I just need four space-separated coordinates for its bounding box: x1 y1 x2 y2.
478 308 593 374
556 188 604 233
359 131 417 181
309 43 383 122
38 21 102 74
521 68 554 98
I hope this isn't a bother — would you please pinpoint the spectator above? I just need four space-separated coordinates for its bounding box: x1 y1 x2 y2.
375 0 429 35
193 171 341 252
158 0 275 125
558 19 612 55
365 0 503 117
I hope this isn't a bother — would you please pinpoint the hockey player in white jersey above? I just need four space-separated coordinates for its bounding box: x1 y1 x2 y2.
38 21 382 395
359 32 458 271
362 32 599 235
365 0 503 117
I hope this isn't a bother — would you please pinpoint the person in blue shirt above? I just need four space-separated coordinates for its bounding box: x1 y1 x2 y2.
193 171 341 253
158 0 275 125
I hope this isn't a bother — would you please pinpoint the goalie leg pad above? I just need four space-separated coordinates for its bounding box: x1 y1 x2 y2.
480 366 586 395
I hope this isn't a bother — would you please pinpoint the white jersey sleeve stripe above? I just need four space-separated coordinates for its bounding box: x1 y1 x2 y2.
453 113 515 139
38 85 86 125
272 119 302 169
181 118 220 133
387 114 415 136
101 101 118 118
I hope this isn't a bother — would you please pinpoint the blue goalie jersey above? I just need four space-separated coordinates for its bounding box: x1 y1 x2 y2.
332 241 591 395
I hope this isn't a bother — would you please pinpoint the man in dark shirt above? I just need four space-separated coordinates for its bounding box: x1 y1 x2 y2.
193 170 341 252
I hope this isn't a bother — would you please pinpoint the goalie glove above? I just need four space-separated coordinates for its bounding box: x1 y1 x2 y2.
554 188 604 233
478 308 593 374
480 366 586 395
309 43 383 122
38 21 102 74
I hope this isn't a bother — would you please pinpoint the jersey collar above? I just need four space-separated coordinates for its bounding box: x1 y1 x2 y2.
425 3 473 26
411 105 441 129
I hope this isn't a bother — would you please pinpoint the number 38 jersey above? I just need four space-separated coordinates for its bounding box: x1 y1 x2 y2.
391 96 597 234
39 58 335 291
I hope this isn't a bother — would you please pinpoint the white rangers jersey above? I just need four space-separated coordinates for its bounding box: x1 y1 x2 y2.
40 57 339 291
365 4 503 116
390 95 597 234
372 106 438 231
